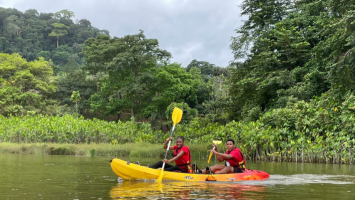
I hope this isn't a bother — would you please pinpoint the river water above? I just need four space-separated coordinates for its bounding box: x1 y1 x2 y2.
0 154 354 199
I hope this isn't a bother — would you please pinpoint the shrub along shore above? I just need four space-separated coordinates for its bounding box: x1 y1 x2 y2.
0 142 212 159
0 112 354 164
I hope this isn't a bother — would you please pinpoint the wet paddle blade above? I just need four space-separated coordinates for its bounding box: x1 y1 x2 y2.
157 169 164 183
172 107 183 126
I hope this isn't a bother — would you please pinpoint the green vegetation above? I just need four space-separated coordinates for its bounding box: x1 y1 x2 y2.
0 142 211 159
0 114 354 163
0 114 161 144
0 53 56 115
1 1 355 164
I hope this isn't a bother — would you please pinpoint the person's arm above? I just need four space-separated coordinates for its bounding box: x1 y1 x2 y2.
212 149 233 161
211 145 223 162
212 149 224 162
163 137 174 150
163 150 184 163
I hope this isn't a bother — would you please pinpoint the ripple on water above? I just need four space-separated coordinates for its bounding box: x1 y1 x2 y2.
108 173 355 199
242 174 355 185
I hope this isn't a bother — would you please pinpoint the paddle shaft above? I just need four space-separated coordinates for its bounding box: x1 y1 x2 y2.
207 146 216 163
161 125 175 170
156 107 182 183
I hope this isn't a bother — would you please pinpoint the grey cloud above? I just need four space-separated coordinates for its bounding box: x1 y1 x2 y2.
0 0 246 67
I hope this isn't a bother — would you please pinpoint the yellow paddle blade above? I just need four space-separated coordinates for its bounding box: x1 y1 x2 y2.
172 107 183 126
213 140 222 145
156 169 164 183
156 107 182 183
157 182 163 192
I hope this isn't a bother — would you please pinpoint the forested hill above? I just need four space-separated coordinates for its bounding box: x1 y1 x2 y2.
0 7 228 123
0 7 108 68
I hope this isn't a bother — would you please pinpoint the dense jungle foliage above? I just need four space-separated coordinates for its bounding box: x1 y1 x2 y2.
1 0 355 163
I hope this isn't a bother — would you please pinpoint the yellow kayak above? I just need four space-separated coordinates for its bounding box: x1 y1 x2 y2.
110 158 270 182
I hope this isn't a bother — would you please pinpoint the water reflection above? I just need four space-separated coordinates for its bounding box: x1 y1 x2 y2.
1 154 354 199
110 181 266 199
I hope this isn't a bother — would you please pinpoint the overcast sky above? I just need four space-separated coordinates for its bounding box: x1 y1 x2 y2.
0 0 245 67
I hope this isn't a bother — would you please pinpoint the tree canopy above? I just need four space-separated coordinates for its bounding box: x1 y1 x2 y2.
83 31 202 120
0 53 55 115
228 0 355 121
0 7 108 65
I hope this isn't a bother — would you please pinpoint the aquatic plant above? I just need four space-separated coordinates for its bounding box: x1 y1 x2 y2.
1 93 355 164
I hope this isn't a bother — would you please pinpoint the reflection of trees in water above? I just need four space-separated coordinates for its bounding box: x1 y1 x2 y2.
110 181 266 199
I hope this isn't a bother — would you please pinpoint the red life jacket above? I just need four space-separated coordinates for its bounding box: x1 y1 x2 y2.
173 145 192 173
225 147 246 170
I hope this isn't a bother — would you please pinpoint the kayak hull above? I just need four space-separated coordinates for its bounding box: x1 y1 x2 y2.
110 158 270 182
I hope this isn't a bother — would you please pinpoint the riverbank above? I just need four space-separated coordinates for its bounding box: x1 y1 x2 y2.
1 114 355 164
0 143 211 158
1 142 354 164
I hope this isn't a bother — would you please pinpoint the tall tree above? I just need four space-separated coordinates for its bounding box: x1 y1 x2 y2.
48 23 69 47
70 90 81 114
228 0 330 121
149 63 200 118
0 53 55 115
54 9 75 19
83 31 171 118
186 59 228 116
4 15 21 36
231 0 294 60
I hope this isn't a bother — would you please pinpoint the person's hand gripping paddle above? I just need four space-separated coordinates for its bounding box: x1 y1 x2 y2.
156 107 183 183
207 140 222 163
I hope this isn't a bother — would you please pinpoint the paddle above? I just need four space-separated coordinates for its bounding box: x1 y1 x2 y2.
156 107 183 183
207 140 222 163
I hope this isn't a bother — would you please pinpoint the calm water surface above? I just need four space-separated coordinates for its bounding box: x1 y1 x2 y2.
0 154 354 199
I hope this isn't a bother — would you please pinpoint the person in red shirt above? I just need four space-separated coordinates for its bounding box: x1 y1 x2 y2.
150 136 192 173
202 139 246 174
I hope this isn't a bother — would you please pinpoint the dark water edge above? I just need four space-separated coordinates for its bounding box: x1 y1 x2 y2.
0 154 354 200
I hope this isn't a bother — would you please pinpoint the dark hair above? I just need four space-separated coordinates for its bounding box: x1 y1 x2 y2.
226 138 235 144
176 136 185 142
